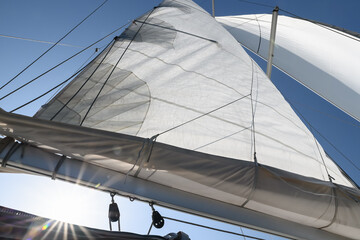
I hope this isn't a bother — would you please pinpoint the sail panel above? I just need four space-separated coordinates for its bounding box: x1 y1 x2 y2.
216 14 360 122
34 0 350 186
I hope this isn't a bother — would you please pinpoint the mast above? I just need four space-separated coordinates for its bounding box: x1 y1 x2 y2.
266 6 279 78
212 0 215 17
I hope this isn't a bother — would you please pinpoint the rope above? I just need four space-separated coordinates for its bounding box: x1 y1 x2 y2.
147 222 153 235
0 0 108 92
158 94 251 137
254 15 262 54
163 216 265 240
250 60 257 162
313 135 333 182
0 21 130 103
80 9 156 126
133 20 217 43
279 8 360 43
9 65 87 113
51 40 116 121
45 48 100 104
0 34 83 48
235 0 274 9
287 100 360 173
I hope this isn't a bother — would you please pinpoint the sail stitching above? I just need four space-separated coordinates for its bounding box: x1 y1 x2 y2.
262 166 335 197
250 60 257 163
157 94 251 137
287 100 360 179
50 40 116 121
75 83 148 120
138 94 326 163
242 60 257 207
80 9 156 126
168 0 209 15
133 20 217 43
319 187 338 230
193 127 251 151
120 46 246 96
254 15 262 54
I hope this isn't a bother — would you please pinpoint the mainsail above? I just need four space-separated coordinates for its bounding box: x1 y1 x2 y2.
216 14 360 122
0 0 359 239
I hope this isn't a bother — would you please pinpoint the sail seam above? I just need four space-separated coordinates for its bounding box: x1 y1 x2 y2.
319 187 338 229
242 60 258 207
120 46 246 96
50 40 116 121
254 15 262 54
134 20 217 43
80 9 156 126
169 0 209 15
193 127 251 151
157 94 251 137
287 100 360 178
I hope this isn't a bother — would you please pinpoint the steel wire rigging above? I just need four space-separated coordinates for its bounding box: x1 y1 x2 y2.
0 0 108 92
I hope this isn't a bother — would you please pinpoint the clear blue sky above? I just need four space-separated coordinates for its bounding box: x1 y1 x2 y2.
0 0 359 239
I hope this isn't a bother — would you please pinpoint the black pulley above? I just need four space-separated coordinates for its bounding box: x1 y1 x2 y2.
108 192 120 231
152 210 164 228
108 202 120 222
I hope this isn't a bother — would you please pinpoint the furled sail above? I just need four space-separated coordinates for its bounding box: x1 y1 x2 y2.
1 1 360 239
216 14 360 122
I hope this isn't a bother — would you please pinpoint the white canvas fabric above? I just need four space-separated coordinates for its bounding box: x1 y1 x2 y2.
216 14 360 122
1 1 360 239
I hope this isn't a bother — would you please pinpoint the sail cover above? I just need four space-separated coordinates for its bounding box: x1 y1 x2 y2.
1 0 360 239
216 14 360 122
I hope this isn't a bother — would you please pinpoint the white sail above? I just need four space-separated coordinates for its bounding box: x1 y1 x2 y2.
1 1 359 239
216 14 360 122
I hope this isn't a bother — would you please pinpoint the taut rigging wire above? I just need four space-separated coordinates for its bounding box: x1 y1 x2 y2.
156 94 251 137
0 34 84 48
162 216 265 240
9 65 88 113
234 0 360 42
287 99 360 174
0 21 130 102
79 8 156 126
0 0 108 92
51 39 116 121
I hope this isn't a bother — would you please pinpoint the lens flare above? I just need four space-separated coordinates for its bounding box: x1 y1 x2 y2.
41 224 49 231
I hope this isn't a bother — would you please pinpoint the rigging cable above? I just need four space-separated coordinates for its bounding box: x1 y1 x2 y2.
79 8 156 126
50 39 116 121
45 48 100 104
0 34 83 48
163 216 265 240
157 94 251 137
286 99 360 173
0 0 108 92
235 0 360 42
235 0 274 9
0 21 131 103
9 64 88 113
250 60 257 163
278 8 360 43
